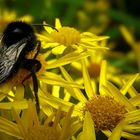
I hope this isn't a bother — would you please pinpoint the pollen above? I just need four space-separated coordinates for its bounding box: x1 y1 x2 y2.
26 125 60 140
84 96 126 131
51 27 81 47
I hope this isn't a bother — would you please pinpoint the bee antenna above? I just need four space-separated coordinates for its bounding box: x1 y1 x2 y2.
32 24 58 32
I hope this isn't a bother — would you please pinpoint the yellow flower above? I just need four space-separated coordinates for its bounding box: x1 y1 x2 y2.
0 101 80 140
39 59 140 140
0 10 33 31
70 39 120 80
84 60 140 139
83 96 126 131
37 18 109 70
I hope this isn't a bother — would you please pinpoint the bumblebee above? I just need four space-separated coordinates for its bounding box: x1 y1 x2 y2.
0 21 41 113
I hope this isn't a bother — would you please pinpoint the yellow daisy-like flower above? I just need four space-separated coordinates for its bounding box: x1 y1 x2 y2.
0 10 33 31
70 39 120 81
39 59 140 140
37 18 109 68
0 101 80 140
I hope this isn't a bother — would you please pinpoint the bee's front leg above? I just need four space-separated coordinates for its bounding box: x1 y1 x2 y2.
22 59 41 114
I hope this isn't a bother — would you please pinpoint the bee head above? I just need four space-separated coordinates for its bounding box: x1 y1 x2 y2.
2 21 36 46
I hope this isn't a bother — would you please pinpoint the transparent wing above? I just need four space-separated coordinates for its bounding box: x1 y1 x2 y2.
0 40 27 83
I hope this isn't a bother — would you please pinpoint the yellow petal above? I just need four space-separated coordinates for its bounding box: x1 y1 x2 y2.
46 51 90 69
15 85 24 100
43 21 54 34
125 109 140 123
81 35 109 42
40 71 83 88
12 108 26 139
99 60 107 95
39 90 73 112
59 106 74 140
0 116 22 139
121 132 140 140
82 59 95 99
18 15 33 22
55 18 62 29
129 94 140 106
120 73 139 95
0 93 6 102
102 130 112 137
119 25 135 47
60 67 86 103
52 45 66 55
108 120 124 140
126 85 138 98
42 42 59 49
78 111 96 140
124 124 140 133
63 92 71 102
52 86 60 97
36 33 51 42
105 81 135 111
0 100 28 110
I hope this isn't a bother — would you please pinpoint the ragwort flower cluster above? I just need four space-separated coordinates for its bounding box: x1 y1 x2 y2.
0 16 140 140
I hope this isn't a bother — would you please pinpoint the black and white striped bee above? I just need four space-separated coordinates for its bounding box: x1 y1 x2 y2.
0 21 42 113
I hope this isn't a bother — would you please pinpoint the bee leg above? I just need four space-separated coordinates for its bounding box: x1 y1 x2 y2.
22 59 41 114
33 40 41 59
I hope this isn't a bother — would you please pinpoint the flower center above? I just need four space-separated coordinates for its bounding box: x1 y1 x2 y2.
88 63 101 78
84 96 126 131
51 27 81 46
26 125 60 140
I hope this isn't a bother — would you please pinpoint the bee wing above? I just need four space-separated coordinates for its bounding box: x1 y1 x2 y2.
0 39 27 83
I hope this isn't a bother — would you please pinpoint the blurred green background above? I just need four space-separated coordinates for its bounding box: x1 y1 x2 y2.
1 0 140 32
1 0 140 30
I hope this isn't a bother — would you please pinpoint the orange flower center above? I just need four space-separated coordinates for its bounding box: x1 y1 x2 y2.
84 96 126 131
